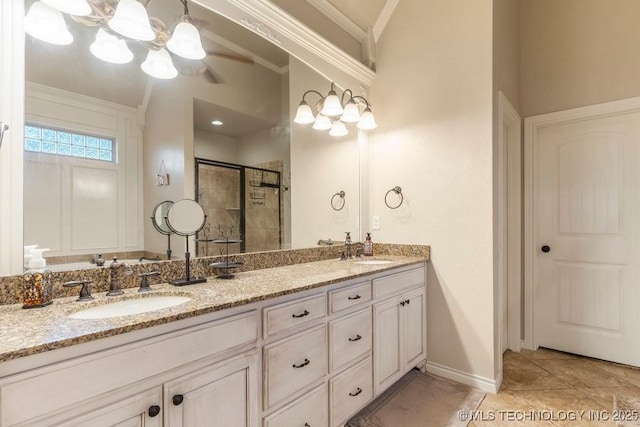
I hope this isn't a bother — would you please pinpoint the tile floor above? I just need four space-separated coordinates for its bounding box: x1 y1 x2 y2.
469 348 640 426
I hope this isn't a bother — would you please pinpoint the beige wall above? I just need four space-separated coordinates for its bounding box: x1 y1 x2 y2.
521 0 640 117
370 0 496 381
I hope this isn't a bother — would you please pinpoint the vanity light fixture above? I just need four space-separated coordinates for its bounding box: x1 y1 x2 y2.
293 82 377 137
24 0 206 79
211 120 223 126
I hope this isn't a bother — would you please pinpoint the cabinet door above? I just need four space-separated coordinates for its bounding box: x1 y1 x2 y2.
56 388 163 427
165 353 257 427
373 297 402 393
403 289 425 367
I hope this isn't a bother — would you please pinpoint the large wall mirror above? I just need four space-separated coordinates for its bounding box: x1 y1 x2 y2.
20 0 365 272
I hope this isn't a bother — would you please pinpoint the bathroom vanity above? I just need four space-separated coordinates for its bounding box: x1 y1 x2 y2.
0 257 426 427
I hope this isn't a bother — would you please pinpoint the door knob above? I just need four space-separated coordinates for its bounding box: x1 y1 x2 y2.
541 245 551 253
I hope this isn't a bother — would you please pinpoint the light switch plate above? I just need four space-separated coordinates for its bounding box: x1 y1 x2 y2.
372 216 380 230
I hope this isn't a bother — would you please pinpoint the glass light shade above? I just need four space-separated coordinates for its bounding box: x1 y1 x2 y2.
312 114 332 131
141 48 178 79
320 90 344 117
41 0 91 16
108 0 155 41
166 19 206 60
329 120 348 137
293 101 315 124
90 29 134 64
357 108 378 130
24 1 73 45
340 101 361 123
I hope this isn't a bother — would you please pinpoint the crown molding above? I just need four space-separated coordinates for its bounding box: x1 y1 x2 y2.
372 0 399 42
194 0 375 87
305 0 367 43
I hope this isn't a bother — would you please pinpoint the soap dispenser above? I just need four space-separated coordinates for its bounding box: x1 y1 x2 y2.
22 248 53 309
364 232 374 256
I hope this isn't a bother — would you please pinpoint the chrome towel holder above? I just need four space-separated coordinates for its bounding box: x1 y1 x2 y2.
385 186 403 209
331 190 346 211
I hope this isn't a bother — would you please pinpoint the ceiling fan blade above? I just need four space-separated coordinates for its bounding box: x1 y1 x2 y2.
205 51 254 64
203 66 223 84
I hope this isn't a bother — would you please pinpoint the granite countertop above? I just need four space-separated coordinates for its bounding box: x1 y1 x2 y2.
0 256 426 363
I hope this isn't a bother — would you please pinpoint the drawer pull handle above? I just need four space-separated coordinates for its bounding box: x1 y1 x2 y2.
349 387 363 397
293 358 310 368
305 424 311 427
292 310 310 318
148 405 161 417
348 295 361 300
349 334 362 342
172 394 184 406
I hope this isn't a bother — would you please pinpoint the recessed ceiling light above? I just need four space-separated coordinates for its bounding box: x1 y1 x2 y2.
211 120 223 126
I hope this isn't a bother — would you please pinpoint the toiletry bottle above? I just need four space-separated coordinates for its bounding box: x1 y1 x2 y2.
22 249 53 308
364 232 374 256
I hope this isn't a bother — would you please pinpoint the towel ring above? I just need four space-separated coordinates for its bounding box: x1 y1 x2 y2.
331 190 346 211
384 186 403 209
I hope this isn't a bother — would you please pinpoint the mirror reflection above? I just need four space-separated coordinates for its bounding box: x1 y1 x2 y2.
22 0 361 272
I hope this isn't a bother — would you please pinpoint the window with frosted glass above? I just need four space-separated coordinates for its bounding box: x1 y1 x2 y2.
24 124 114 162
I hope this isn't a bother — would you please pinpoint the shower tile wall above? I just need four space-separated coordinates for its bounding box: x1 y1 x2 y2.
197 165 241 256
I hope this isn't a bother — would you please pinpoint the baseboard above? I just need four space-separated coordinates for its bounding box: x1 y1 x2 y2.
425 361 499 393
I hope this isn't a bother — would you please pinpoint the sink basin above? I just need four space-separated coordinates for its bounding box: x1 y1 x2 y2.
69 296 191 320
353 259 393 265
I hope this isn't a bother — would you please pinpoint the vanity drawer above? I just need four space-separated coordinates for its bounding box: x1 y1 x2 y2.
263 383 328 427
329 281 372 313
329 307 372 372
330 357 373 427
373 265 425 299
263 293 327 338
263 324 328 409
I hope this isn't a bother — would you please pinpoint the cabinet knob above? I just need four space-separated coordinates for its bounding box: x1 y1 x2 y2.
148 405 161 417
348 295 361 300
541 245 551 253
292 358 310 368
405 299 410 305
292 309 310 318
172 394 184 406
400 301 405 306
349 334 362 342
349 387 363 397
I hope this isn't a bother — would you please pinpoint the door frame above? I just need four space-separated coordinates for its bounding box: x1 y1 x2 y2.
498 92 523 356
523 96 640 350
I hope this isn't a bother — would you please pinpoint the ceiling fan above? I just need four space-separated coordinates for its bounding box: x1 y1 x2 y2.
173 49 254 84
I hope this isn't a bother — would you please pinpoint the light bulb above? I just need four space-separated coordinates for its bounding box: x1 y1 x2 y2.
90 29 134 64
340 100 361 123
166 18 206 60
293 101 315 124
24 1 73 45
357 107 377 130
141 48 178 79
320 89 344 116
329 120 348 137
108 0 155 41
312 114 332 130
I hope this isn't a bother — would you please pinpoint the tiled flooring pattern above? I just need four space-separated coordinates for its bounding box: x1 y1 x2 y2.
470 348 640 426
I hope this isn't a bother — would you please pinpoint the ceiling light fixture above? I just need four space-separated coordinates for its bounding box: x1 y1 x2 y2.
293 82 377 137
24 0 206 78
211 120 223 126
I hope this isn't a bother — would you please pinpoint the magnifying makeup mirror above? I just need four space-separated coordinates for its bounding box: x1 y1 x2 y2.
151 200 174 260
165 199 207 286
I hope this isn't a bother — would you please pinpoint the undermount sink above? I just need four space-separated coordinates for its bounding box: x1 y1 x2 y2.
353 258 393 265
69 296 191 320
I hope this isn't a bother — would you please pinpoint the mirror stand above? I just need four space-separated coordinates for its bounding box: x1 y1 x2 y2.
165 199 208 286
170 236 206 286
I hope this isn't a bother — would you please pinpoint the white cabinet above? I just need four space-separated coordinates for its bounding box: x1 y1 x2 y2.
165 353 257 427
373 269 426 395
263 384 328 427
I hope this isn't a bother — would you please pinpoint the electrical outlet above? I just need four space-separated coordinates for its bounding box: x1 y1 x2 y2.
372 215 380 230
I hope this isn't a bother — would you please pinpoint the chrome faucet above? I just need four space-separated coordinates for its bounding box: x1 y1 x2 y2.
344 232 353 260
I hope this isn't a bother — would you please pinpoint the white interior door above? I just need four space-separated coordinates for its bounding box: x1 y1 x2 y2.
532 102 640 366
